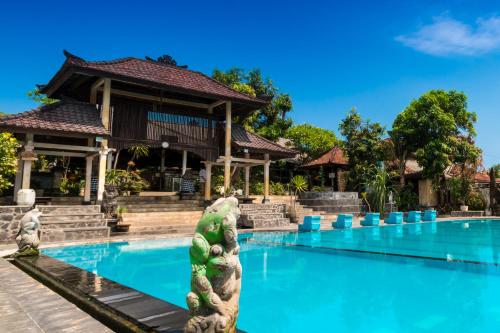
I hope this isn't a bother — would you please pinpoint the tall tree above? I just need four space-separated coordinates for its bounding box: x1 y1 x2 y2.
285 124 338 161
339 108 385 191
145 54 187 68
27 89 57 105
391 90 479 206
212 68 293 141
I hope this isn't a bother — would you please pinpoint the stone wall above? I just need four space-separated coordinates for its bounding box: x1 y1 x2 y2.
0 206 32 244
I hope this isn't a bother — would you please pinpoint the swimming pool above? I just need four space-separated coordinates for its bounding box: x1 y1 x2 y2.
44 219 500 332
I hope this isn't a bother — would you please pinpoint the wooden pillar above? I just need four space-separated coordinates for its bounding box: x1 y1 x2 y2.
97 79 111 202
244 152 250 198
182 150 188 175
224 101 232 191
84 139 93 203
204 163 212 201
263 153 270 203
13 159 23 202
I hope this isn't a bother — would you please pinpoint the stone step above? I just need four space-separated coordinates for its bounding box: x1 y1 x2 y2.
36 205 101 214
307 205 362 213
125 219 199 226
116 196 201 203
120 201 200 208
241 213 286 221
122 211 203 218
239 207 287 214
241 218 290 229
297 199 363 206
239 203 287 210
41 219 107 229
124 224 196 235
40 226 110 242
299 192 358 200
39 213 104 222
124 207 204 213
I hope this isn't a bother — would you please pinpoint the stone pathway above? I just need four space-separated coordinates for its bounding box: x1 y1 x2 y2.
0 258 112 333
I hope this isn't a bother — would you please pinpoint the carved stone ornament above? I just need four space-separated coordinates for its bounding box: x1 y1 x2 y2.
14 208 42 257
185 197 242 333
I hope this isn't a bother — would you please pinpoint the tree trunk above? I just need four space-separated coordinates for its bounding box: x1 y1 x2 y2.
113 150 121 170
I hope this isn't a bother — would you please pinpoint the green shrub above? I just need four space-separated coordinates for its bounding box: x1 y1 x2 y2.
59 177 84 195
395 184 419 211
467 190 486 210
251 182 264 195
105 169 149 194
270 182 286 195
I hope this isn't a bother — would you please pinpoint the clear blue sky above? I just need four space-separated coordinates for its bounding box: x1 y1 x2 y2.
1 0 499 166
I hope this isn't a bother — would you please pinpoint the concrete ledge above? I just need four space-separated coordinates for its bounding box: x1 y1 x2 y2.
11 255 190 333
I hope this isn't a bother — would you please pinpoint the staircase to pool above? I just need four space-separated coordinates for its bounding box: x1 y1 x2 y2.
239 203 291 229
117 195 204 235
37 205 109 242
297 192 364 216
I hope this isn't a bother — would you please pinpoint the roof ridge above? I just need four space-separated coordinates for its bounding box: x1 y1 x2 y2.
234 125 296 153
64 52 267 103
134 57 268 103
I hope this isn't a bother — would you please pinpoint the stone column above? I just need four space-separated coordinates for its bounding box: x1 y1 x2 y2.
182 150 188 175
13 159 23 203
97 148 108 202
84 155 93 203
204 163 212 201
263 153 270 203
224 101 232 191
244 153 250 198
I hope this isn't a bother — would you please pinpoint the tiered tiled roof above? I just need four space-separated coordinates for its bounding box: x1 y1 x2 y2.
231 125 296 158
42 51 268 107
302 147 348 167
0 100 109 136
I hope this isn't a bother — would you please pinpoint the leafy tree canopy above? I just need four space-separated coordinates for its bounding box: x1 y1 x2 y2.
491 164 500 178
339 108 386 190
145 54 187 68
0 133 19 192
212 68 292 141
27 89 57 106
285 123 338 161
391 90 478 181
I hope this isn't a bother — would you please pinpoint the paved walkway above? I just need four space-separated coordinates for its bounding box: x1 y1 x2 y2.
0 258 112 333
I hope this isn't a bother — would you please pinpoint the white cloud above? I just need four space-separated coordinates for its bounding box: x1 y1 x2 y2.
396 15 500 56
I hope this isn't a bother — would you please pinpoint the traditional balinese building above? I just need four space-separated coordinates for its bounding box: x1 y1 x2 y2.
301 146 348 191
0 51 295 204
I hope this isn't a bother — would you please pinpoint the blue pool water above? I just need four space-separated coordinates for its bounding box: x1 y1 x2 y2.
44 220 500 332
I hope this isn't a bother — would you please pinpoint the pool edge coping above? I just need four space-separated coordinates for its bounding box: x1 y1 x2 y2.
8 254 189 333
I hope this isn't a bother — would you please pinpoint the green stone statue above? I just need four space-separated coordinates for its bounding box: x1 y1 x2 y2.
185 197 242 333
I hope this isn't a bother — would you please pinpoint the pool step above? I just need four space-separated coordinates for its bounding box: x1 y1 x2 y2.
36 205 110 243
41 226 110 242
119 224 196 236
238 203 290 229
36 205 101 215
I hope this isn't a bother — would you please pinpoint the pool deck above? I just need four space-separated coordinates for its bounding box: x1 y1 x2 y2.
0 258 112 333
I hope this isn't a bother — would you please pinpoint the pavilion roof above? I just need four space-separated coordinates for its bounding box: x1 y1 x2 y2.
302 147 348 167
231 126 297 158
0 100 109 137
41 51 268 109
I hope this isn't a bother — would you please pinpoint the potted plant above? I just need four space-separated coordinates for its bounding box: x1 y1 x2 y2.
114 206 130 232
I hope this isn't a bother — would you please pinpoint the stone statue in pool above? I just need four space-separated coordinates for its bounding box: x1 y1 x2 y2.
185 197 242 333
14 208 42 257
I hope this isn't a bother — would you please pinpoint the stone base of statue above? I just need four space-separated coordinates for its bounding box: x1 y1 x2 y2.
184 197 242 333
12 208 42 257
